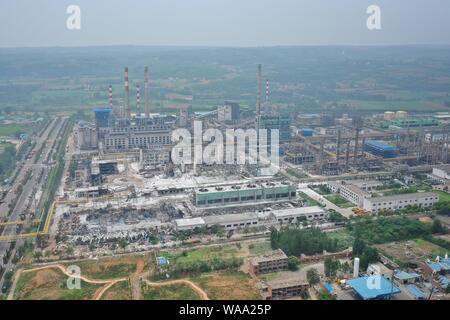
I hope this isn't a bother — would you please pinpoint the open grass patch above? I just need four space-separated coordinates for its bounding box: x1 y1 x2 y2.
14 268 101 300
101 280 132 300
141 283 200 300
325 194 354 208
191 270 261 300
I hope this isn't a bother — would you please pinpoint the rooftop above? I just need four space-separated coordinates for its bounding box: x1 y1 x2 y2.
366 192 437 203
365 140 396 151
175 217 205 228
268 278 308 290
271 206 325 218
394 270 421 280
202 212 258 225
426 258 450 272
406 284 425 299
341 184 369 196
195 181 293 194
347 276 401 300
250 249 288 265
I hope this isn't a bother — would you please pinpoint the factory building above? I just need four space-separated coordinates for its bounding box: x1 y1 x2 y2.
100 118 172 150
94 108 112 128
217 101 240 122
174 213 259 231
362 192 438 212
339 184 370 207
271 206 327 224
193 182 297 207
174 217 206 231
202 213 259 231
364 140 397 158
258 115 292 143
75 186 109 198
249 249 289 275
77 122 98 150
431 165 450 181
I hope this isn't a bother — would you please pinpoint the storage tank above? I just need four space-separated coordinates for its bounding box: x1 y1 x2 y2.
384 111 395 121
395 111 408 119
353 257 360 278
300 128 314 137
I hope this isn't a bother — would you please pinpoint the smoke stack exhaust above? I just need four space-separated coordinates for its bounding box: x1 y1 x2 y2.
124 67 130 118
144 66 149 117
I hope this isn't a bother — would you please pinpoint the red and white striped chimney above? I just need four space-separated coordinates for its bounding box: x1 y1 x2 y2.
265 79 269 102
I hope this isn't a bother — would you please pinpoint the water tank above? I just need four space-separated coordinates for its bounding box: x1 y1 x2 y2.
353 257 360 278
384 111 395 121
395 111 407 119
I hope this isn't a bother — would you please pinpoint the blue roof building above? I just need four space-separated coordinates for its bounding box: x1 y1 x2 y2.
156 256 168 266
393 270 421 284
406 284 425 300
322 281 334 294
347 276 401 300
426 258 450 274
364 140 397 158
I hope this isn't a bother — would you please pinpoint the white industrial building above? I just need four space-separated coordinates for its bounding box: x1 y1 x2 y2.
77 123 98 150
203 213 259 231
430 165 450 182
362 192 438 212
271 206 327 224
339 184 370 207
174 206 328 231
175 217 206 231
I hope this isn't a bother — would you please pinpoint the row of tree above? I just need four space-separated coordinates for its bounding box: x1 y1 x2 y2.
270 227 341 256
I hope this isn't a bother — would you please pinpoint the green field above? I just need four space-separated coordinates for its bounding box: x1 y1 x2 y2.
325 194 354 208
435 190 450 203
14 268 102 300
141 283 200 300
0 124 34 137
160 244 241 265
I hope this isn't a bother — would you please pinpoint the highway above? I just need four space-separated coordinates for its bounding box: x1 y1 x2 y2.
0 117 66 293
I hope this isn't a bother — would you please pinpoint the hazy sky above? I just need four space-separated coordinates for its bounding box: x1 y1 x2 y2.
1 0 450 47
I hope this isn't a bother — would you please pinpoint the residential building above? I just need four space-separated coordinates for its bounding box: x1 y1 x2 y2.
249 249 289 275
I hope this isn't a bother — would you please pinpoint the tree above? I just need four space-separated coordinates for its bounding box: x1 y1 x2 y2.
324 258 340 278
431 219 447 234
317 289 336 300
306 268 320 287
288 256 299 271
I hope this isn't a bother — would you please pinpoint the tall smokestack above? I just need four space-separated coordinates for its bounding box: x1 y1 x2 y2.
136 84 141 116
265 79 269 102
256 64 262 117
108 85 113 109
124 67 130 118
144 66 149 117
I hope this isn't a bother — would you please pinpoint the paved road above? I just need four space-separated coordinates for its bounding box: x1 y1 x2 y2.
0 117 65 293
298 183 355 218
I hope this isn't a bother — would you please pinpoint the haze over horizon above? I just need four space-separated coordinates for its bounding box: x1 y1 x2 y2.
1 0 450 48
